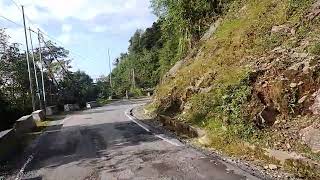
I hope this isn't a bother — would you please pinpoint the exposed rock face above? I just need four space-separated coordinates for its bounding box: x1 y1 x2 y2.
299 125 320 153
309 89 320 115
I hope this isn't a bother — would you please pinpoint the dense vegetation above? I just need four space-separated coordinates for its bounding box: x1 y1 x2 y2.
0 29 99 131
102 0 231 97
149 0 320 178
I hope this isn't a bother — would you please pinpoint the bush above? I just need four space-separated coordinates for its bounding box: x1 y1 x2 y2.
130 88 144 97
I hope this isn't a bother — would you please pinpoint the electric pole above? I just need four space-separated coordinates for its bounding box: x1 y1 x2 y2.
29 27 42 110
22 5 35 111
108 48 112 87
108 48 113 100
38 29 46 111
132 68 136 89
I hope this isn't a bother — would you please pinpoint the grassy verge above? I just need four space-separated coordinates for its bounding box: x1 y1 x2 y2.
153 0 320 178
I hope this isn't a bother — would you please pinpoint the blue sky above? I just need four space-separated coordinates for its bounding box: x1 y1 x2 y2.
0 0 157 79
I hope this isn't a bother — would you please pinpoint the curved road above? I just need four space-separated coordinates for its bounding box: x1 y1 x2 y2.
11 99 261 180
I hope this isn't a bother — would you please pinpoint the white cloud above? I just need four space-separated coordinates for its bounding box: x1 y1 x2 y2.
14 0 152 22
92 25 108 33
62 24 72 33
0 0 156 80
57 33 71 44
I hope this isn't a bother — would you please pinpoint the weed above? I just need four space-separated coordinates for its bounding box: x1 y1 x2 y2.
309 42 320 55
153 0 320 178
284 159 320 179
288 87 299 114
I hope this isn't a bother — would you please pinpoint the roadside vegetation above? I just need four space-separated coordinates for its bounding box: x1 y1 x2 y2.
105 0 231 97
142 0 320 178
0 30 100 131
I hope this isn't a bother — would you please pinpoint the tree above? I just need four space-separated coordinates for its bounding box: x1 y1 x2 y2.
58 71 98 107
98 0 234 98
0 29 97 130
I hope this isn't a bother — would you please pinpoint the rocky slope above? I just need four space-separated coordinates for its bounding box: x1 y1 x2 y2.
149 0 320 178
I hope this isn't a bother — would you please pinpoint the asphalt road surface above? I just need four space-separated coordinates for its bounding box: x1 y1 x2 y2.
8 99 261 180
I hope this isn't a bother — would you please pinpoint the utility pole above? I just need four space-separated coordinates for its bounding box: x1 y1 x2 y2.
108 48 113 100
108 48 112 87
38 29 46 111
29 27 42 110
132 68 136 89
22 5 35 111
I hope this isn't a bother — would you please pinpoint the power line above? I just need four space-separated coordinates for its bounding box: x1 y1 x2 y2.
0 14 23 27
2 2 96 71
38 30 94 62
8 0 20 10
13 5 95 64
9 0 33 28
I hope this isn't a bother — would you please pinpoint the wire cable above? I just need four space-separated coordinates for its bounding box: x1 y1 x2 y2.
39 30 94 62
8 0 20 10
0 14 23 27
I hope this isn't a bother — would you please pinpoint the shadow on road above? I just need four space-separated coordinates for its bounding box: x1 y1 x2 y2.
24 120 159 174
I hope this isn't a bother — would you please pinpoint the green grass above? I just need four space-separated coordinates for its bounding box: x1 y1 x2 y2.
153 0 320 178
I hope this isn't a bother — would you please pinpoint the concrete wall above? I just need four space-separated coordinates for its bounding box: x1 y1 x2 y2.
32 110 46 121
0 129 17 161
0 111 43 161
13 115 36 134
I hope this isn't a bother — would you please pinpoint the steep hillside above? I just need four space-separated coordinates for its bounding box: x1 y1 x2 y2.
151 0 320 178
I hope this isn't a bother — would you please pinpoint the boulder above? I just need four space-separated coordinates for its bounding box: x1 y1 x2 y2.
14 115 36 134
299 125 320 153
309 89 320 115
32 110 46 121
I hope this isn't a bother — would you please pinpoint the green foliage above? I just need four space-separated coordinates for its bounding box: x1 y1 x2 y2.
0 29 98 130
309 42 320 55
59 71 98 107
108 1 234 97
284 159 320 179
130 88 144 97
185 74 254 140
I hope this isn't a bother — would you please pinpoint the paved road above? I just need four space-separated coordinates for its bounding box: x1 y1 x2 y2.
9 99 261 180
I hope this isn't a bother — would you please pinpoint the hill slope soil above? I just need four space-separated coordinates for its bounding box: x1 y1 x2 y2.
148 0 320 179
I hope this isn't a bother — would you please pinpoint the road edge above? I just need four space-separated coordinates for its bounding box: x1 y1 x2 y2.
125 108 184 147
129 104 273 180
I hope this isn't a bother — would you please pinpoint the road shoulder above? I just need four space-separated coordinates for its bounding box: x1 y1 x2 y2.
130 104 271 180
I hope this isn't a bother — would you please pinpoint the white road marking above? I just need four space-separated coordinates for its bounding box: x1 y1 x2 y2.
125 110 183 147
125 112 151 132
15 116 72 179
61 116 72 127
15 154 34 180
154 134 183 147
